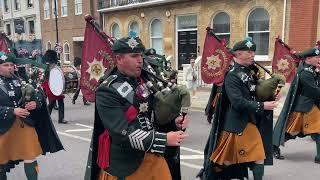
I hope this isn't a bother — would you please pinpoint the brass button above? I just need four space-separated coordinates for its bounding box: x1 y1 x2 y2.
239 149 245 155
121 129 127 135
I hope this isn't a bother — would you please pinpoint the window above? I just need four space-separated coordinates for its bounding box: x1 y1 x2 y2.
6 24 11 36
110 0 119 6
47 42 52 50
150 19 163 55
111 23 121 39
27 0 34 8
28 21 35 34
247 8 270 55
128 21 139 37
75 0 82 15
52 0 58 18
63 43 70 63
44 0 50 19
14 0 21 11
4 0 9 12
212 12 230 45
61 0 68 17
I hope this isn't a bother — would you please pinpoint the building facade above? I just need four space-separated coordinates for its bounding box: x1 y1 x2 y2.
98 0 320 70
39 0 100 65
2 0 42 59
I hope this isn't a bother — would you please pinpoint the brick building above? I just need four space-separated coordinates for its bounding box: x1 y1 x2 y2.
98 0 320 70
37 0 320 67
39 0 100 64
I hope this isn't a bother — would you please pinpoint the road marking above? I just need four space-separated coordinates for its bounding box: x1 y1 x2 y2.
180 147 203 154
65 129 92 133
75 123 93 129
57 131 204 170
180 155 204 160
57 131 91 142
180 161 202 170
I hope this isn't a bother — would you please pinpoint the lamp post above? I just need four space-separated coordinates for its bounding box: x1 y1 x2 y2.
53 0 60 60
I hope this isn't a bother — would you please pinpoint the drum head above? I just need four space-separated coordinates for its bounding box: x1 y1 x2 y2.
49 67 65 96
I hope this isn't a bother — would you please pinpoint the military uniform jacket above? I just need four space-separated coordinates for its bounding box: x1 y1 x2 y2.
86 69 167 179
0 75 41 134
273 63 320 146
0 75 64 152
223 63 264 133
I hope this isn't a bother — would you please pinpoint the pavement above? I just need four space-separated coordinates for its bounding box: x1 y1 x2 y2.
8 84 320 180
189 87 211 112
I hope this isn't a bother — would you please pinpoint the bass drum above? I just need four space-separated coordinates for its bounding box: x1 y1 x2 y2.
49 66 65 96
62 65 79 94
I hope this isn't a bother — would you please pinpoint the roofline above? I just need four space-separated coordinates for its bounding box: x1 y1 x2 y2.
97 0 187 13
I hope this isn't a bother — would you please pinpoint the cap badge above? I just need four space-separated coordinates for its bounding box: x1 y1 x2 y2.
246 41 253 48
127 37 139 50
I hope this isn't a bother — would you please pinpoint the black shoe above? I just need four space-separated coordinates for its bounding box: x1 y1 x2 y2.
273 146 285 160
58 119 68 124
207 117 212 124
315 157 320 164
83 102 90 106
72 99 75 104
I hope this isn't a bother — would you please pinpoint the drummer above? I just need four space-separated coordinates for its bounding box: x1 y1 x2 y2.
41 50 68 124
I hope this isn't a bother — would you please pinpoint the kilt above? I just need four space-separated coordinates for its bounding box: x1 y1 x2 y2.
210 123 265 166
287 105 320 136
0 117 43 164
98 153 171 180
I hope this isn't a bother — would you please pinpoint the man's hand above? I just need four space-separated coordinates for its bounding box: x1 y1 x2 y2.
263 101 278 110
175 115 189 130
166 131 189 146
14 108 30 118
25 101 37 111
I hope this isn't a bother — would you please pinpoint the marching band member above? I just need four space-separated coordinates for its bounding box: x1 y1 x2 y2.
273 46 320 163
84 37 189 180
0 52 63 180
41 50 68 124
72 57 90 105
199 38 278 180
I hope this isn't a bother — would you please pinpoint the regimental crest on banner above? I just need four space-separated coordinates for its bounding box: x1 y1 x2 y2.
272 37 299 83
86 51 113 82
201 27 233 85
80 16 114 102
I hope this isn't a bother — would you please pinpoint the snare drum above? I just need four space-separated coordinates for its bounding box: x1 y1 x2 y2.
48 65 79 96
62 65 79 94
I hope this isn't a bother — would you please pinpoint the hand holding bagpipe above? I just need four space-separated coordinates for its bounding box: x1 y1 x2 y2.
176 108 189 131
11 72 37 127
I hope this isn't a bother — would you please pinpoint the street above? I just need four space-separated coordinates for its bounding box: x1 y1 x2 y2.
7 97 320 180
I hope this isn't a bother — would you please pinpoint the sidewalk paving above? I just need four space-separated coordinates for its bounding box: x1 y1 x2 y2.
190 87 211 111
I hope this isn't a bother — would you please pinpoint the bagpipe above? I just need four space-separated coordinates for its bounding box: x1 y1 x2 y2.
253 61 286 101
142 59 191 126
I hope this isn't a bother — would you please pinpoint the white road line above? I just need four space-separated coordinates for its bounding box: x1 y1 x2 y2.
65 129 92 133
57 131 204 170
180 155 204 160
75 123 93 129
57 131 91 142
180 161 202 170
180 147 204 154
